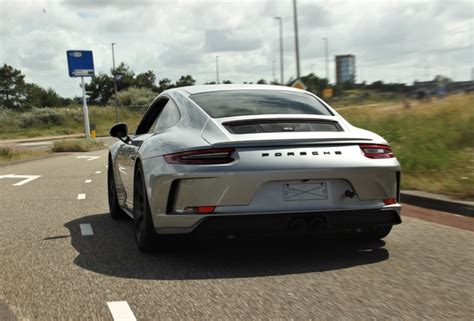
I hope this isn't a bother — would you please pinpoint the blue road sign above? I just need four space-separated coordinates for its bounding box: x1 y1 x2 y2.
66 50 95 77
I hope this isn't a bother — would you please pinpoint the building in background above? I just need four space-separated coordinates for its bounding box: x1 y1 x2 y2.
335 54 356 84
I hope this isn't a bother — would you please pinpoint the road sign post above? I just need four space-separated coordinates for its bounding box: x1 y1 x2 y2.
67 50 95 140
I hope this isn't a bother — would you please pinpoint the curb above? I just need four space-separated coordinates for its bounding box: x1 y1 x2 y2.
401 191 474 217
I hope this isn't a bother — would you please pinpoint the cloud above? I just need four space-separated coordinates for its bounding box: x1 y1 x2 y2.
204 29 262 52
0 0 472 97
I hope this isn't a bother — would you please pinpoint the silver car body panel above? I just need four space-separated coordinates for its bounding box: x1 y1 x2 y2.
109 85 401 234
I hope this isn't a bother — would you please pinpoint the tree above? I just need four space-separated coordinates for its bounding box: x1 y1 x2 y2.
24 84 63 107
256 79 267 84
113 62 135 91
85 73 114 105
157 78 174 93
175 75 196 87
223 80 232 84
0 64 27 109
135 70 157 90
300 73 329 95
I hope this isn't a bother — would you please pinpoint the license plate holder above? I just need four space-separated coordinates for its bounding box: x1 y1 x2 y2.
283 181 329 201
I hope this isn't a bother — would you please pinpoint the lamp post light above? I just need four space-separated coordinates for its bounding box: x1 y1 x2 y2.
216 55 220 84
111 42 119 122
275 16 284 84
323 37 329 84
292 0 301 80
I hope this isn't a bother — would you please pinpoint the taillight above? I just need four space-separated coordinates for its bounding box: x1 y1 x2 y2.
184 206 216 214
383 198 397 205
359 144 394 159
164 148 235 165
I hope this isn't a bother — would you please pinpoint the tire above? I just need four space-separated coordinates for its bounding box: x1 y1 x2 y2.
133 164 157 252
108 158 126 219
354 225 392 241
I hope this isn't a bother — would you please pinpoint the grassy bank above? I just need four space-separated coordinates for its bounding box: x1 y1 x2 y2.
52 139 105 152
0 147 51 164
0 106 143 140
339 93 474 199
1 93 472 199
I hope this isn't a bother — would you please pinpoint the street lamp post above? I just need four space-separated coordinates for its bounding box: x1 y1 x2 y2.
216 56 220 84
323 37 329 84
275 17 284 84
292 0 301 80
111 42 119 123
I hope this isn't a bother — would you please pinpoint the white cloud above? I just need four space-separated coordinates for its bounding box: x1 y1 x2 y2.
0 0 472 97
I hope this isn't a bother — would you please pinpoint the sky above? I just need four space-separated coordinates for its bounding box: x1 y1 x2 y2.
0 0 473 98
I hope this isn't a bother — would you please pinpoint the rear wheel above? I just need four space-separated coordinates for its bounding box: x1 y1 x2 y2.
108 158 126 219
133 164 157 252
354 225 392 241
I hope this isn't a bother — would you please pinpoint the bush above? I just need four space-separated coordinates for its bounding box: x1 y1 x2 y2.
52 139 104 152
16 108 65 128
117 87 155 107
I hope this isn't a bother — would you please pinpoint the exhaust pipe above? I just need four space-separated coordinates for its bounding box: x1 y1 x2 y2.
289 218 307 234
309 217 326 232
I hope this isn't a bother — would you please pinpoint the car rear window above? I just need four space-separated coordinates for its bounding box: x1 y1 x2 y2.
224 119 342 134
189 90 332 118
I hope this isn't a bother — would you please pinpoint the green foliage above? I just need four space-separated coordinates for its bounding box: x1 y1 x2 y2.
339 94 474 198
0 64 27 109
85 73 114 105
299 73 328 95
0 146 50 163
117 87 156 106
135 70 157 90
52 139 104 152
16 108 65 128
175 75 196 87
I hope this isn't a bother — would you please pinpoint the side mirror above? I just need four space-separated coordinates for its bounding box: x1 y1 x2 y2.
110 123 131 143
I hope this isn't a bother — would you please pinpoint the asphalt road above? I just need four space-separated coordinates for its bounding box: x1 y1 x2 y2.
0 148 473 320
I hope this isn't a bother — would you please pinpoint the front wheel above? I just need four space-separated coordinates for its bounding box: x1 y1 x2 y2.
108 158 126 219
133 164 157 252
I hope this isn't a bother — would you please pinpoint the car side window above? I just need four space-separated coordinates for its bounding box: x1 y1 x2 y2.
135 98 168 135
153 99 181 133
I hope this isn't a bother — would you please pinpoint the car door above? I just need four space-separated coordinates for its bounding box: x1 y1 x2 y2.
115 97 170 206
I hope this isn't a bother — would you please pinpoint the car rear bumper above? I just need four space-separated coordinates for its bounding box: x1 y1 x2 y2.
153 206 401 235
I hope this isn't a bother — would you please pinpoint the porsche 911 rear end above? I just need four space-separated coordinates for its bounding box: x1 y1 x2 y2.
143 87 401 240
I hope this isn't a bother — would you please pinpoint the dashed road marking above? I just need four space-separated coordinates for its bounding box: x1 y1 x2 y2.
95 171 101 174
79 223 93 236
76 156 101 161
0 174 41 186
107 301 137 321
85 179 92 183
77 193 86 200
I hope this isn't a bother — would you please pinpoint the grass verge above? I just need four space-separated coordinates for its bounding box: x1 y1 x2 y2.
52 139 105 152
0 147 52 164
339 93 474 199
0 106 144 140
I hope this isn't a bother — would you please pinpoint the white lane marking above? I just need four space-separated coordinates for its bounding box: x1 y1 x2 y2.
95 171 101 174
77 193 86 200
79 223 94 236
76 156 101 161
107 301 137 321
0 174 41 186
85 179 92 183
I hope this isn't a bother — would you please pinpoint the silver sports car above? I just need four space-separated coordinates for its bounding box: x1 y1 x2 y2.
108 85 401 251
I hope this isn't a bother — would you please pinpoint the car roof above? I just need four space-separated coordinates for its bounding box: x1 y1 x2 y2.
170 84 308 96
